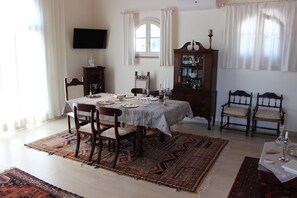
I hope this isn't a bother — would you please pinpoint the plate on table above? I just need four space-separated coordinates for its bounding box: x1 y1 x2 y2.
86 94 101 98
98 100 115 105
150 97 158 101
125 95 134 99
122 104 139 108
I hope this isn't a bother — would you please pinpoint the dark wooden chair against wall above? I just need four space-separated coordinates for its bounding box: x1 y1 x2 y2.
131 88 146 96
73 104 109 163
131 88 159 97
220 90 253 136
96 107 136 168
251 92 285 137
64 78 85 133
135 71 150 89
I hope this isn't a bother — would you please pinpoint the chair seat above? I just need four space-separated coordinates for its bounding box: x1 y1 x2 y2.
67 112 75 117
223 106 249 117
79 123 110 134
67 112 86 118
101 127 135 139
255 109 281 120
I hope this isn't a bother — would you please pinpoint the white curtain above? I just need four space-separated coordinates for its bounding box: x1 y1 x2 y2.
0 0 66 132
123 12 135 66
223 1 297 71
160 9 173 66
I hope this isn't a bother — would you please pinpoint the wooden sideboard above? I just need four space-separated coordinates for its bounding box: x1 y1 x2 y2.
83 66 105 95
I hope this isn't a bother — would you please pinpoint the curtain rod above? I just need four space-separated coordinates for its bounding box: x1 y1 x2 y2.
121 7 174 14
223 0 296 6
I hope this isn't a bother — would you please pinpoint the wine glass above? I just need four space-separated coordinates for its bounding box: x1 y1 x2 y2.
275 124 285 146
146 89 150 97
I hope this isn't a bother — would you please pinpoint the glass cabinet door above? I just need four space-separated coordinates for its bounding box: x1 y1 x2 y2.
181 54 204 90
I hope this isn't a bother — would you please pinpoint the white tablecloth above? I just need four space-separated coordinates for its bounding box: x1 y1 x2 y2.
259 142 297 183
63 93 193 136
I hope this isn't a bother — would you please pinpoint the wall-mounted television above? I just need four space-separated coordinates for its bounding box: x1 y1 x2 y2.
73 28 107 49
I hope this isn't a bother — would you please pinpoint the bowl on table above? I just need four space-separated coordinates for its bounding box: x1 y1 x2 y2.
116 94 125 101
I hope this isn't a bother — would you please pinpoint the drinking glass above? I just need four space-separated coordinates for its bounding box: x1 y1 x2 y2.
275 124 285 146
146 89 150 97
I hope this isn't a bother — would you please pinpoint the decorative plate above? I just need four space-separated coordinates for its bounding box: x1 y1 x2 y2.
122 104 139 108
97 100 115 105
150 97 158 101
125 95 134 99
86 94 101 98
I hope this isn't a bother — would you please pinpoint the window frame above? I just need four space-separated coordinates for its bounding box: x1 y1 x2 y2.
135 17 160 58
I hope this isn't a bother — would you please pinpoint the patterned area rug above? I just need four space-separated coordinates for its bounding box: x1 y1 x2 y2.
0 167 83 198
25 130 228 193
228 156 297 198
228 157 259 198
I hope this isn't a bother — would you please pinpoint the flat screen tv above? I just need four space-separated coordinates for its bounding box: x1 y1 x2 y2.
73 28 107 49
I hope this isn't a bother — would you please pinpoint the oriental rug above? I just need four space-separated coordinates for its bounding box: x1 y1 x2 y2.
228 156 296 198
228 157 259 198
25 130 228 193
0 167 83 198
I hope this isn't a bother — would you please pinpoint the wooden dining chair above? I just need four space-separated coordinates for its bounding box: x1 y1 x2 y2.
220 90 253 136
135 71 150 89
64 77 85 133
251 92 285 136
131 88 146 96
96 107 136 168
73 103 110 163
131 88 159 97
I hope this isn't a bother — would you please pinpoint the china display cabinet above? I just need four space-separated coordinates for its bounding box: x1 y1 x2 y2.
83 66 105 95
172 41 218 129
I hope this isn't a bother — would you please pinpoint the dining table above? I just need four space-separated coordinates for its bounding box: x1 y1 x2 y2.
63 93 193 156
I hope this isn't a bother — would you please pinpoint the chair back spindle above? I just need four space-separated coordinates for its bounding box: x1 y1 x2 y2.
135 71 150 89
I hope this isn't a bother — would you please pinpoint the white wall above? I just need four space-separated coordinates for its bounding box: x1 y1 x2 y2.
64 0 96 79
63 0 297 132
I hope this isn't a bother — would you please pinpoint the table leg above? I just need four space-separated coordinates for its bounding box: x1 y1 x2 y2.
259 182 266 198
136 126 144 156
159 132 165 142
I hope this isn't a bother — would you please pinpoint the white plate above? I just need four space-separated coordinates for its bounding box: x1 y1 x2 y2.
125 95 134 99
122 104 139 108
150 97 158 101
86 94 101 98
98 100 115 105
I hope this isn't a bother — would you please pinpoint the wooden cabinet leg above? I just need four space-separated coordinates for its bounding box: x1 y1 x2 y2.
207 119 211 130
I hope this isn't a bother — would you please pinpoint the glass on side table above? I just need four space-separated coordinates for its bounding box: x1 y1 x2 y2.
275 124 285 146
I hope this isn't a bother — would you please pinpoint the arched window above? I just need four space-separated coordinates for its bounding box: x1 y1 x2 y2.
135 18 160 57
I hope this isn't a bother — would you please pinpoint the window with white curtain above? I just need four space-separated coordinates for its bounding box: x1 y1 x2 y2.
122 8 173 66
0 0 66 132
240 15 282 65
135 18 160 58
223 1 297 71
